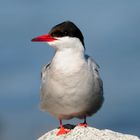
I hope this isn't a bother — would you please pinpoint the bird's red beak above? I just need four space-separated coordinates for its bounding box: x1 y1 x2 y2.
31 34 57 42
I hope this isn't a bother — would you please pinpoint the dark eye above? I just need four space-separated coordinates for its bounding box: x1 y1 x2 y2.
51 31 68 37
55 31 68 37
63 31 68 36
51 32 57 36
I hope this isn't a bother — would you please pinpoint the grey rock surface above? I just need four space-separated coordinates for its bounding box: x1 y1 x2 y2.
38 126 140 140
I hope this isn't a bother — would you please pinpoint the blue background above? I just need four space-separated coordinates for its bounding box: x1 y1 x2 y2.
0 0 140 139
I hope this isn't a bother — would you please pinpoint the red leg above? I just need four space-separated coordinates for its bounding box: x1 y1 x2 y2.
56 119 71 136
78 116 88 127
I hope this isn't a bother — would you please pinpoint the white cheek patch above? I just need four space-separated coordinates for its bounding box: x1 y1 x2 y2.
47 36 82 50
47 37 69 48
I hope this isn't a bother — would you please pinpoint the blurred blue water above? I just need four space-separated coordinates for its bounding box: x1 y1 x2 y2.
0 0 140 139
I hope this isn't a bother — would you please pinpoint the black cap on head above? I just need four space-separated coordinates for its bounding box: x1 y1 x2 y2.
49 21 85 47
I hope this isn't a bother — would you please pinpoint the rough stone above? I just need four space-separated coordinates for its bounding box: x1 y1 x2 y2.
38 126 139 140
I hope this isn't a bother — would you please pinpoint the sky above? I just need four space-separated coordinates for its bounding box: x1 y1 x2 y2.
0 0 140 140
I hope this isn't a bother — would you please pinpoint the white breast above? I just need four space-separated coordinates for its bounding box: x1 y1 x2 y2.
40 48 103 119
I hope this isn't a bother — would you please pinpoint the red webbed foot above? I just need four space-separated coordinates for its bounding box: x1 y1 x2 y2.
78 116 88 127
78 122 88 127
57 126 71 135
57 119 71 136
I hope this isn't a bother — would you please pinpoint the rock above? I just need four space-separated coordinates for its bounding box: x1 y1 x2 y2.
38 125 140 140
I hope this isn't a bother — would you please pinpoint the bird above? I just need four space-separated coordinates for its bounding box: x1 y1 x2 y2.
31 21 104 135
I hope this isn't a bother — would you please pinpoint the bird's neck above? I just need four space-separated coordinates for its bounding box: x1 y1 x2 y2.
56 47 84 58
51 48 85 72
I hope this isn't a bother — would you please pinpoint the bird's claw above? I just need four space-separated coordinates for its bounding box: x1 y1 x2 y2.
78 122 88 127
57 126 71 136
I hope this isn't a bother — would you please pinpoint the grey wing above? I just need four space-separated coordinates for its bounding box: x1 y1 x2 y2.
85 55 104 114
86 55 103 96
40 63 50 101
